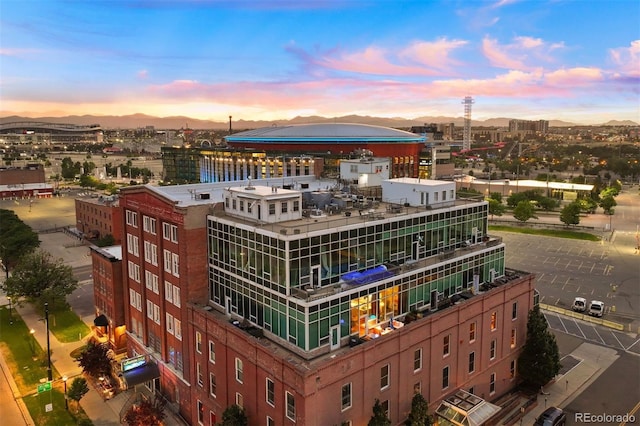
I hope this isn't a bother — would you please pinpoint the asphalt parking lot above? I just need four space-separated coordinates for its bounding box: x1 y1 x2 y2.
544 311 640 355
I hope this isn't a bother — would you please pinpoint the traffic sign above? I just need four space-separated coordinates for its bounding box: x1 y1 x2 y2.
37 382 52 393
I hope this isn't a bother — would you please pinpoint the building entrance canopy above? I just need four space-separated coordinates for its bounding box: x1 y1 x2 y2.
435 389 501 426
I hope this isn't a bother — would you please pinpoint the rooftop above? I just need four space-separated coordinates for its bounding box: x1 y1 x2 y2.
226 123 425 141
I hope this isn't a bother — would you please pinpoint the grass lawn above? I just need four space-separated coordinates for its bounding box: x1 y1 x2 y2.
48 308 91 343
489 225 601 241
0 307 92 425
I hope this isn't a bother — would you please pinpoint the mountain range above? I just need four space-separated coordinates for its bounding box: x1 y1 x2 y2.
1 113 637 130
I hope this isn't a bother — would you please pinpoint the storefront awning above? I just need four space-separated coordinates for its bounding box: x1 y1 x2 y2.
94 314 109 327
122 362 160 388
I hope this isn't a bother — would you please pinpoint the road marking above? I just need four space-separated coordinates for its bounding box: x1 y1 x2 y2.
592 326 606 345
620 400 640 426
574 319 586 339
590 263 596 273
626 338 640 351
557 314 568 334
551 276 557 285
611 331 625 351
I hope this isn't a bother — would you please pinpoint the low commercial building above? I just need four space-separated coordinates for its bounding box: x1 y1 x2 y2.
75 196 122 242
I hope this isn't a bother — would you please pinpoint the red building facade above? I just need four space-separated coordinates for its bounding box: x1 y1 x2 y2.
119 185 211 423
75 197 123 242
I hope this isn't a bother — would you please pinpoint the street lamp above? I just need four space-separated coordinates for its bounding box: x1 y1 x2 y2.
63 376 68 410
45 302 52 381
7 296 12 325
29 328 36 355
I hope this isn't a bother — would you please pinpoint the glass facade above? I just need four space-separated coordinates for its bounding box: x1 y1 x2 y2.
207 201 505 353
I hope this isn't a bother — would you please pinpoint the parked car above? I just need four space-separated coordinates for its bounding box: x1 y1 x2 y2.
534 406 566 426
588 300 605 317
572 297 587 312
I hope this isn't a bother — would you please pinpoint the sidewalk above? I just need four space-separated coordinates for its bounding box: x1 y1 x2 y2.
14 302 125 425
521 342 619 424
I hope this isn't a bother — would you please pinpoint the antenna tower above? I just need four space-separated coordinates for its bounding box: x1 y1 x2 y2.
462 96 474 151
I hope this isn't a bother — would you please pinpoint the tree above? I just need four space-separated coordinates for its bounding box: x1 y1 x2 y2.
513 201 537 223
488 199 506 219
0 209 40 279
560 202 581 226
220 404 248 426
95 234 116 247
67 377 89 413
368 399 391 426
123 395 166 426
518 306 561 389
77 340 114 378
1 249 77 308
599 195 617 215
407 393 432 425
489 192 503 203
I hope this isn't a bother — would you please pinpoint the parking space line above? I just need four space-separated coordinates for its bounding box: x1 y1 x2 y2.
592 326 606 345
573 319 586 339
626 338 640 351
557 314 569 334
611 331 625 351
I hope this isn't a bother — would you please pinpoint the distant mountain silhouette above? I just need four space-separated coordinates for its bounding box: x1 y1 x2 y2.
0 113 636 130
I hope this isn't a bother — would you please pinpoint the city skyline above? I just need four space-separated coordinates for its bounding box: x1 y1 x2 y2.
1 0 639 125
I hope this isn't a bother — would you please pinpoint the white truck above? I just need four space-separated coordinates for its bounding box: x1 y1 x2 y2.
588 300 605 317
572 297 587 313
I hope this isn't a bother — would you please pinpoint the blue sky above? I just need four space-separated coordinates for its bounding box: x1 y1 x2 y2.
1 0 639 124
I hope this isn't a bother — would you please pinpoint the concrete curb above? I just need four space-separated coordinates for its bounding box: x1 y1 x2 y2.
539 303 625 331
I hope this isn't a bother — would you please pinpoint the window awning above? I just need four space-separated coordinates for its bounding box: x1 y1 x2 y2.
94 314 109 327
122 362 160 388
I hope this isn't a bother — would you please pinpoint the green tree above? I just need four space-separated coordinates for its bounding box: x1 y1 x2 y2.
1 250 77 308
488 199 506 219
506 192 529 208
220 404 248 426
67 377 89 413
513 201 537 223
0 209 40 279
95 234 116 247
123 395 166 426
77 340 113 378
518 306 561 389
560 202 581 226
407 393 432 425
537 196 559 212
489 192 503 203
599 195 617 214
368 399 391 426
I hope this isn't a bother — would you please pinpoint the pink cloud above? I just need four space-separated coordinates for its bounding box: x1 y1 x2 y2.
544 67 604 87
609 40 640 77
482 36 565 71
137 70 149 79
314 39 467 77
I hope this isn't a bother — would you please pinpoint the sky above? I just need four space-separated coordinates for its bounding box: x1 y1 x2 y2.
1 0 639 124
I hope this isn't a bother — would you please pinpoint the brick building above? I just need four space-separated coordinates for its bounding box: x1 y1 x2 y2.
90 244 127 352
115 175 535 425
75 196 123 242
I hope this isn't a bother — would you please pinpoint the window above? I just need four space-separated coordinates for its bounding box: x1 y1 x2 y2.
267 417 275 426
196 331 202 353
510 360 516 379
414 382 421 394
341 383 352 411
171 253 180 277
235 358 243 383
166 313 174 334
163 249 171 272
381 400 389 417
126 210 138 227
209 341 215 363
232 199 237 210
281 202 288 213
469 352 475 374
266 378 275 406
490 373 496 395
442 366 449 389
172 286 181 307
165 281 173 303
127 234 139 256
510 329 517 348
443 334 450 357
350 165 358 173
163 223 178 242
239 200 244 211
268 203 276 215
236 393 243 408
413 348 422 372
380 364 389 390
197 362 203 387
469 321 476 342
143 216 156 234
512 302 518 320
286 391 296 421
210 373 216 397
293 200 299 212
197 400 204 425
175 319 182 340
146 300 153 319
491 311 497 331
490 339 496 360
